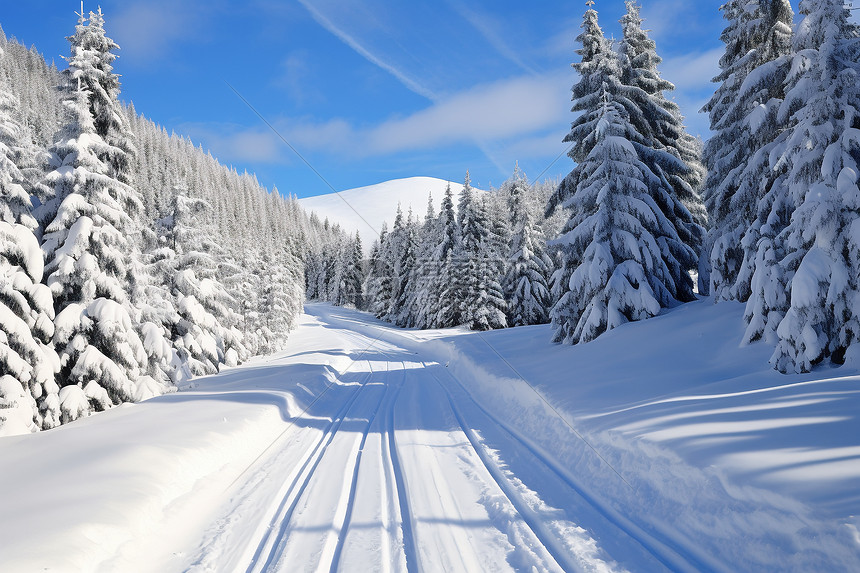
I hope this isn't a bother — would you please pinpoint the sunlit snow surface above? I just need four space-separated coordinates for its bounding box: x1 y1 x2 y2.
298 177 476 247
0 300 858 571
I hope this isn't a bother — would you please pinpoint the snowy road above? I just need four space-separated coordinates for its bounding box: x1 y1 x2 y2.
182 311 651 572
2 303 859 572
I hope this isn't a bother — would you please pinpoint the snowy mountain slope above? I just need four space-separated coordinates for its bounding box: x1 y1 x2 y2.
298 176 475 243
0 301 858 571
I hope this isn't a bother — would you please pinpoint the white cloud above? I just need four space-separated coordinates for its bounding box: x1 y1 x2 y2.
180 72 571 167
110 0 215 67
364 74 568 154
177 122 285 164
658 49 722 138
659 48 722 94
640 0 706 44
445 0 538 76
274 51 324 107
295 0 437 101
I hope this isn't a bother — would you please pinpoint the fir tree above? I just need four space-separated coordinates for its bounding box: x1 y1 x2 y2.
619 0 707 253
504 165 552 326
704 0 794 301
367 223 394 319
436 183 462 327
394 212 418 327
764 0 860 372
39 83 158 422
338 233 364 310
66 7 135 183
548 6 698 344
164 186 234 375
458 174 506 330
0 73 60 432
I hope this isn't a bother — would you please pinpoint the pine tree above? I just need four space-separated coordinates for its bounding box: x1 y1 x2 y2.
394 212 418 327
410 193 439 328
367 223 394 319
619 0 707 255
0 72 60 432
548 6 698 344
66 7 135 183
704 0 794 301
39 82 158 422
164 185 234 375
764 0 860 372
338 233 364 310
457 173 506 330
504 165 552 326
436 183 462 327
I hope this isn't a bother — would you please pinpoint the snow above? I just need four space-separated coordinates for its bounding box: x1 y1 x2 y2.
298 177 478 248
0 374 37 435
0 301 858 571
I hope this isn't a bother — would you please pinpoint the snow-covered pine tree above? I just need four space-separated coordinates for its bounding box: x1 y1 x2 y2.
504 165 552 326
701 0 753 292
367 223 394 319
381 204 409 323
39 82 160 422
548 5 698 344
452 173 478 326
253 245 300 354
704 0 794 301
435 183 461 327
67 7 135 183
337 233 364 310
556 93 692 344
619 0 707 263
141 205 187 384
393 209 419 326
410 193 438 329
764 0 860 373
162 185 235 375
457 174 506 330
0 73 60 433
472 197 508 331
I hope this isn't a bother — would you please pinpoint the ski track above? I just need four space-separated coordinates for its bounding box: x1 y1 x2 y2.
190 315 691 572
251 368 386 572
429 357 726 573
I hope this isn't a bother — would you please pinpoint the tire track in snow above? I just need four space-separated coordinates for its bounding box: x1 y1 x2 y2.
245 365 383 573
325 361 390 573
185 364 375 572
380 360 419 573
331 358 415 573
392 360 507 573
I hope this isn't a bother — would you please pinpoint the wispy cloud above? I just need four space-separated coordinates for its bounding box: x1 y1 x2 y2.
177 122 286 165
658 48 722 137
366 73 568 154
640 0 710 44
659 48 721 93
110 0 218 68
295 0 437 101
274 51 324 107
198 71 570 169
445 0 538 76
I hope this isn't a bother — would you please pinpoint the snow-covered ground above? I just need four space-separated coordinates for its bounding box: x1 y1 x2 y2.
298 177 475 243
1 300 858 572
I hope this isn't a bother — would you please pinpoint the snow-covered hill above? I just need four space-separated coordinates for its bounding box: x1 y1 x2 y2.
298 176 474 244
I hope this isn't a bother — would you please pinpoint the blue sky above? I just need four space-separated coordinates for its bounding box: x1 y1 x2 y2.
3 1 728 198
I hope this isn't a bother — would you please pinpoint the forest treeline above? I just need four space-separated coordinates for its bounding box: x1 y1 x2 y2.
0 12 353 433
2 0 859 434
